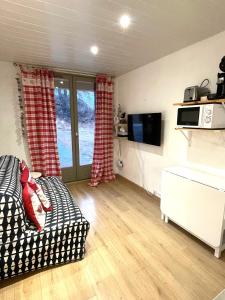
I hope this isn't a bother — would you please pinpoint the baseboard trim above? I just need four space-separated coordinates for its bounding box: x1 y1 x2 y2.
116 174 160 201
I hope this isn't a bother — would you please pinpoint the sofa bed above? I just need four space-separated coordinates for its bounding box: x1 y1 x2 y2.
0 155 90 280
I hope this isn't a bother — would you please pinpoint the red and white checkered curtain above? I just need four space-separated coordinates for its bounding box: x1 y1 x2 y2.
20 66 61 177
90 75 115 186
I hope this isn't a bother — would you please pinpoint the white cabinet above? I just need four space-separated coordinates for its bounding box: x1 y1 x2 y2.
160 167 225 258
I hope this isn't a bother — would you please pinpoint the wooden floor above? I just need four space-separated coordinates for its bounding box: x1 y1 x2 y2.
1 176 225 300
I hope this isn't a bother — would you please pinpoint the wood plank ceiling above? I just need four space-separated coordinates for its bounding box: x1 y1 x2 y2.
1 0 225 76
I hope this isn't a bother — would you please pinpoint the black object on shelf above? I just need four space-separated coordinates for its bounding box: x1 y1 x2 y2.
207 93 217 100
216 57 225 99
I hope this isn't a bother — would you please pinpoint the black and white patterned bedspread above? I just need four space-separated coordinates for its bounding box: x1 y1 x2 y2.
36 176 86 229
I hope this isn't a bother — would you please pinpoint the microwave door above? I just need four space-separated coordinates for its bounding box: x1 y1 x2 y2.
177 107 200 127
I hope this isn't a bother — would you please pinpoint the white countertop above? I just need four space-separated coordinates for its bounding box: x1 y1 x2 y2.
164 166 225 191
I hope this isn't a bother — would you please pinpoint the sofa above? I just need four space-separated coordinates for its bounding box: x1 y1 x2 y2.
0 155 90 280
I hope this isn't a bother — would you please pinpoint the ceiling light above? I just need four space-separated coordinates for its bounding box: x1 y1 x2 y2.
60 81 64 84
119 14 131 29
90 45 99 55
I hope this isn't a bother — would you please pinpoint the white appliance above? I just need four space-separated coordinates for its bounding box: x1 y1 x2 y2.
177 103 225 128
160 166 225 258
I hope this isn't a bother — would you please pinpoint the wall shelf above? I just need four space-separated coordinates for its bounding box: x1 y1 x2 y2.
173 99 225 106
175 127 225 146
175 127 225 131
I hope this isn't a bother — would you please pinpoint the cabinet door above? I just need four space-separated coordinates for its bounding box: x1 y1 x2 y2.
161 171 225 247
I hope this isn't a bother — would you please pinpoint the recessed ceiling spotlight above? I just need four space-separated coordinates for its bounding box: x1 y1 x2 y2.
119 14 131 29
90 45 99 55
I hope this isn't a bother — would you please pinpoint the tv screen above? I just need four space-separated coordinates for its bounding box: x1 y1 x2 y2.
128 113 161 146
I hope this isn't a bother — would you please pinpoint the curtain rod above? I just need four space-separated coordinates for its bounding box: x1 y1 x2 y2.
13 62 114 78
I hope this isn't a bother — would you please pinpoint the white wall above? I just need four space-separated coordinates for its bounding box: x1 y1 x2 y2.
0 61 29 163
114 30 225 196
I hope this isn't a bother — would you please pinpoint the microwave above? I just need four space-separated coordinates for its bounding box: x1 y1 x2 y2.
177 104 225 128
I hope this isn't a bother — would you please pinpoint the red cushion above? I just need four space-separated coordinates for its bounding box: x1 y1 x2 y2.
20 160 52 220
20 160 39 191
22 183 46 231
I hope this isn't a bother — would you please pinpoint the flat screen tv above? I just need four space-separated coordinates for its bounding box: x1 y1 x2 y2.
128 113 161 146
